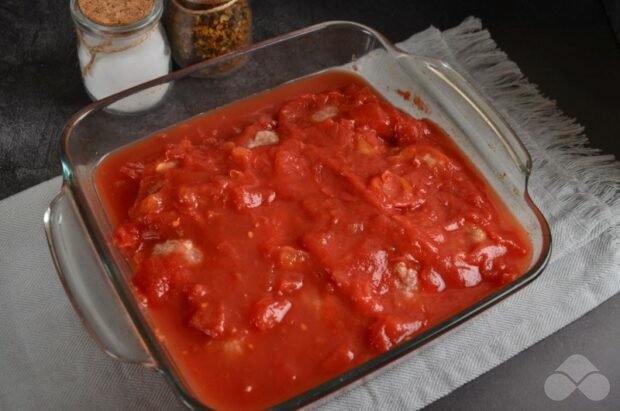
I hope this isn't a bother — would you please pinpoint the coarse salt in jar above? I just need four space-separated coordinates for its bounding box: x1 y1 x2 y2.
70 0 172 113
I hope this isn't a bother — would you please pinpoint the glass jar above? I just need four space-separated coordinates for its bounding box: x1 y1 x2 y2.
70 0 172 113
166 0 252 75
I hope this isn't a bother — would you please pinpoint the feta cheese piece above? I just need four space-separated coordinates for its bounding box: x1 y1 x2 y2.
311 105 338 122
394 261 419 294
152 239 203 265
421 153 438 168
467 225 487 243
156 160 177 172
247 130 279 148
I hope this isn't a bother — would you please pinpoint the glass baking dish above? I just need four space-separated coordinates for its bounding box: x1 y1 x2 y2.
44 21 551 409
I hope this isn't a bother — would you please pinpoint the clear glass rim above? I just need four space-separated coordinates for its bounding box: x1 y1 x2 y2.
70 0 163 35
59 20 553 410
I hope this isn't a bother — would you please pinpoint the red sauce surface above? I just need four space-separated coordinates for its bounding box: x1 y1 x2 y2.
96 71 531 410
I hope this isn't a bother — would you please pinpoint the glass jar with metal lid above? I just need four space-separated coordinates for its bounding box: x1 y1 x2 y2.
165 0 252 74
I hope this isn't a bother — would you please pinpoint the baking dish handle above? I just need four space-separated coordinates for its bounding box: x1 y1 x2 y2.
396 54 533 182
44 186 155 366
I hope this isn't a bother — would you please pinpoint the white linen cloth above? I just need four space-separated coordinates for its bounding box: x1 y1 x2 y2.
1 17 618 410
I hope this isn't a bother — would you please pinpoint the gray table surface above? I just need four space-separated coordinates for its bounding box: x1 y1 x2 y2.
1 0 619 409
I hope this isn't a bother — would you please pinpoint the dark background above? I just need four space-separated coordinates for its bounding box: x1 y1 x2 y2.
1 0 619 200
1 0 619 409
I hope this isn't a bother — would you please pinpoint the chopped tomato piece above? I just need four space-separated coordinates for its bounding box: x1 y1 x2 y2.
251 297 293 331
275 246 309 271
113 222 141 254
369 314 426 352
351 103 392 138
189 304 227 339
276 274 304 295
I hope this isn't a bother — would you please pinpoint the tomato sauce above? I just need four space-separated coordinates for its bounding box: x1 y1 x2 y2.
96 71 531 410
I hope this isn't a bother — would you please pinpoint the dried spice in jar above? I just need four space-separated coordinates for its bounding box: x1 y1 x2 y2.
166 0 252 75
